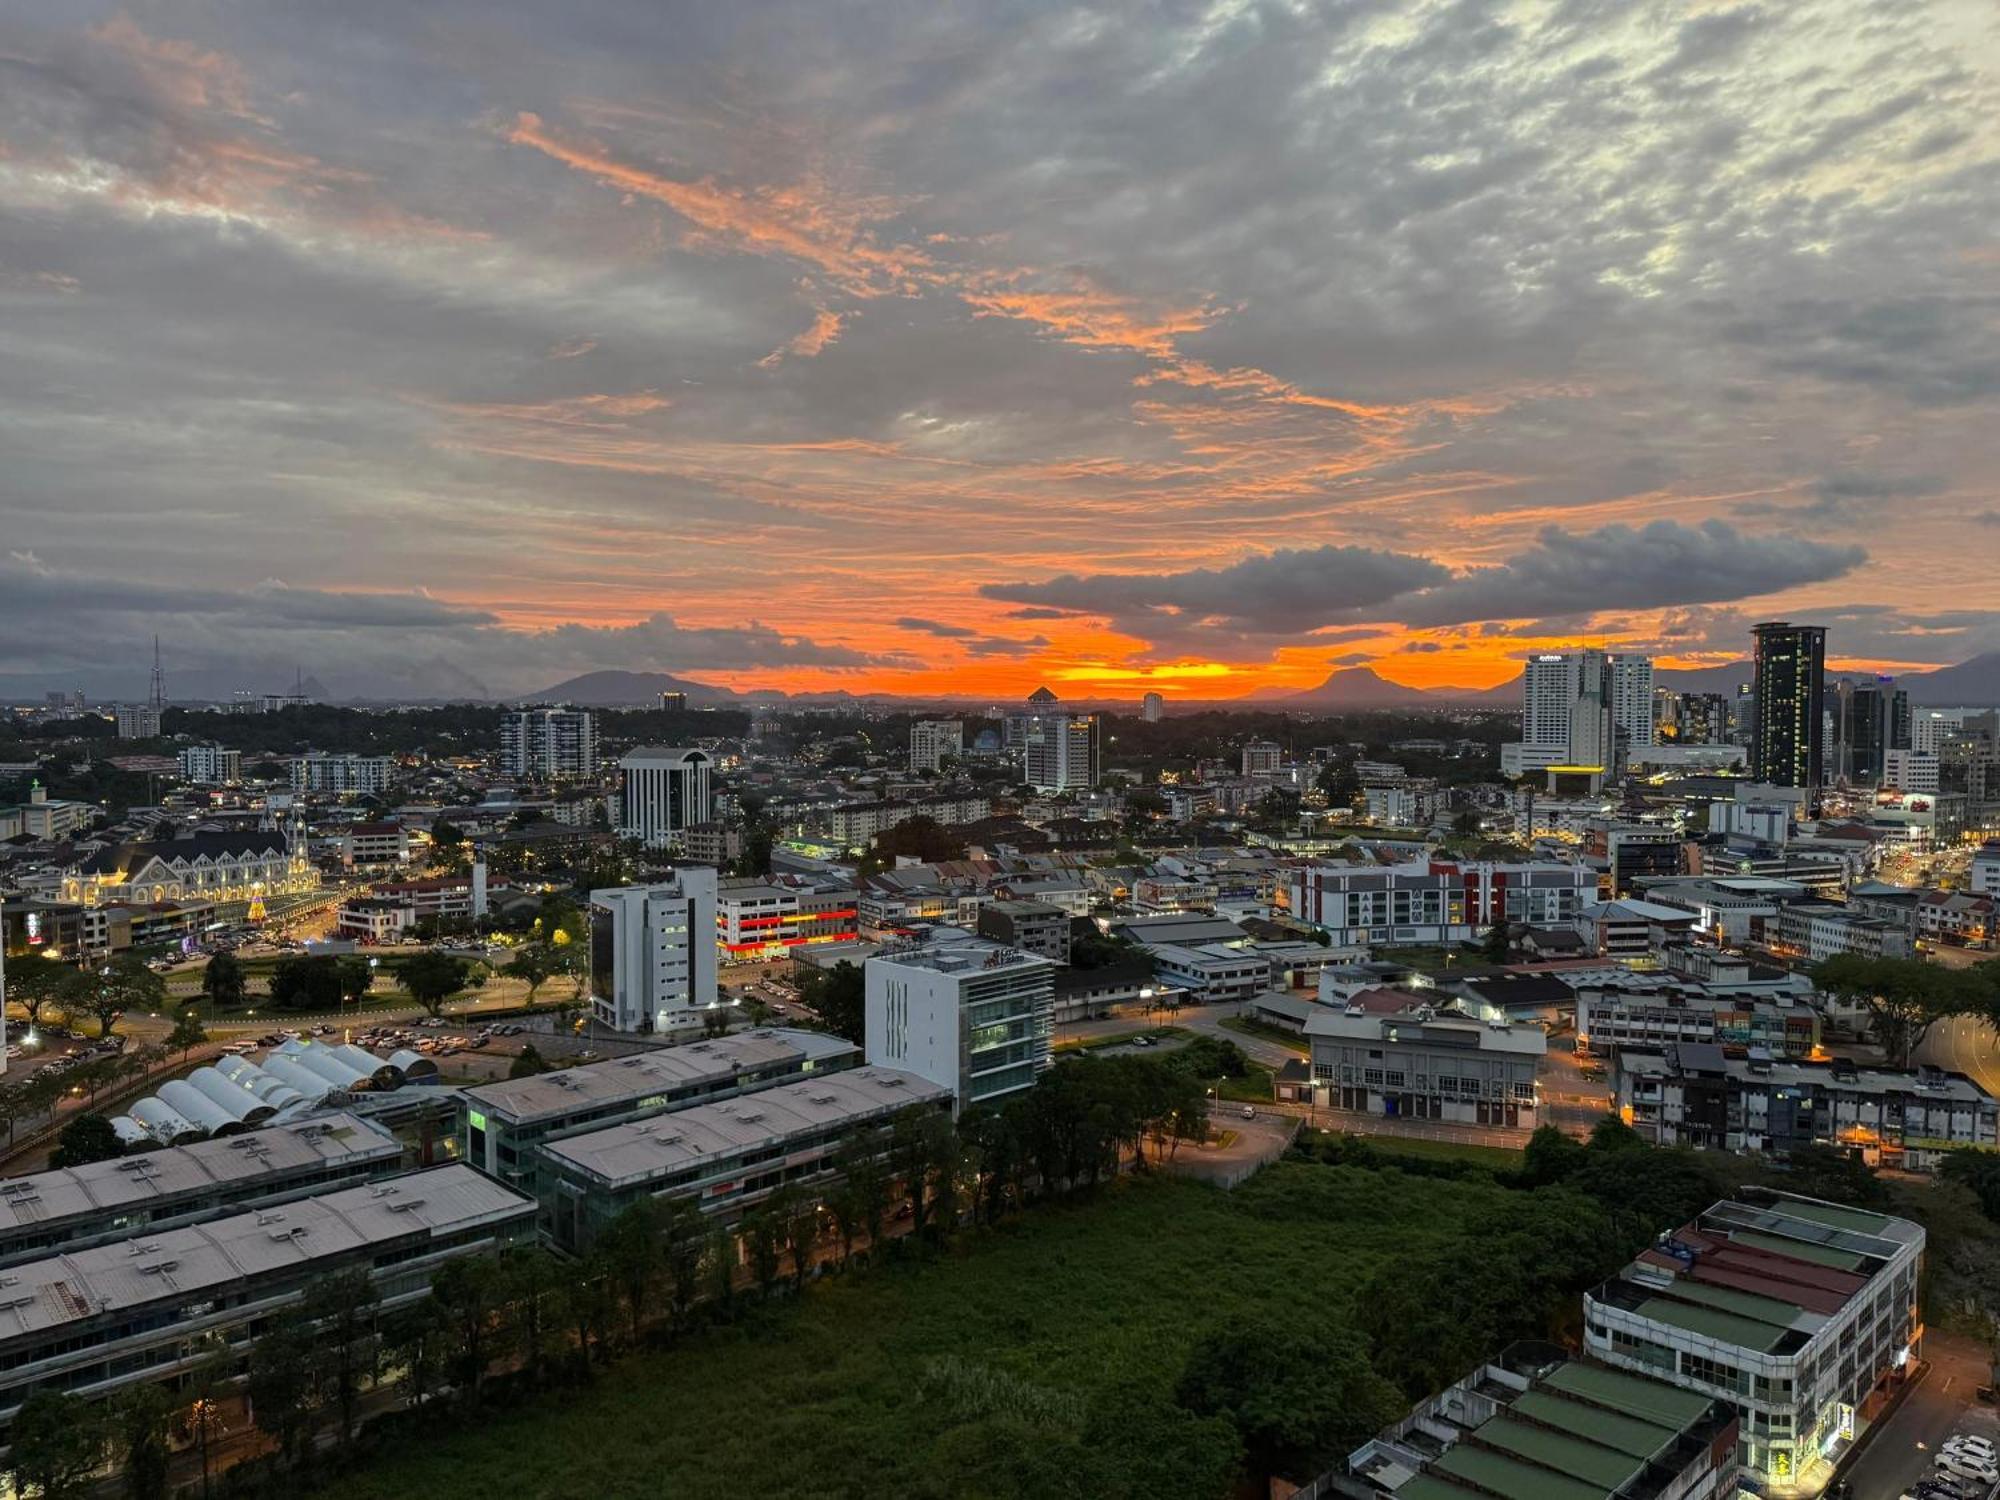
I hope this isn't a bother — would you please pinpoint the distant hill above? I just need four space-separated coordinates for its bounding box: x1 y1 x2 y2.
526 670 739 706
1906 653 2000 705
1278 666 1442 708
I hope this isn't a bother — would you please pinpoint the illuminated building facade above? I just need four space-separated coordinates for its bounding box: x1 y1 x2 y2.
1750 622 1826 800
716 879 860 962
61 830 316 908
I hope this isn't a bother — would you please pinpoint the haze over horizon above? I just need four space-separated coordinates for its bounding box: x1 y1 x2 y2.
3 1 1997 701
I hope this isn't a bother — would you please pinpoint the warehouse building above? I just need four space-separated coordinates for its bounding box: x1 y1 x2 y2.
457 1028 858 1189
538 1066 951 1252
0 1165 534 1445
0 1113 403 1269
1304 1000 1546 1129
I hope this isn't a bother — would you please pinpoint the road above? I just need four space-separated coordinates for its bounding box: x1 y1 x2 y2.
1839 1330 1997 1500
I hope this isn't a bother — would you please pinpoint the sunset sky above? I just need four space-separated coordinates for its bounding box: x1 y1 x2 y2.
1 1 1997 701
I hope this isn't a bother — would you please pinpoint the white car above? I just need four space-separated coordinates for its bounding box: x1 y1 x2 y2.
1945 1435 1997 1462
1937 1452 2000 1486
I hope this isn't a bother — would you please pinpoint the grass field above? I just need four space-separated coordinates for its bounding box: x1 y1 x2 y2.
1217 1015 1310 1054
331 1165 1509 1500
1306 1128 1524 1171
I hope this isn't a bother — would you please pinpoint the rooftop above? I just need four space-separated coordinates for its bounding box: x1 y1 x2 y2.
1306 1005 1548 1057
866 941 1052 979
0 1165 530 1343
460 1028 857 1126
542 1066 951 1189
0 1114 398 1236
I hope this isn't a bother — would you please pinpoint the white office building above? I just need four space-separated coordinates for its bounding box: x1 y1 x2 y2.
1023 713 1100 792
908 719 964 773
865 941 1055 1109
588 871 720 1033
618 746 713 849
1881 749 1939 794
500 707 598 780
1141 692 1165 723
114 704 163 739
290 753 393 795
176 743 242 785
1508 651 1654 775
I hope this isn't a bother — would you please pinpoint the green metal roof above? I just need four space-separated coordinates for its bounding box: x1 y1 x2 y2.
1770 1198 1895 1234
1542 1361 1714 1429
1730 1227 1866 1272
1474 1416 1642 1491
1396 1477 1490 1500
1636 1295 1792 1352
1665 1277 1805 1325
1510 1389 1677 1461
1433 1444 1608 1500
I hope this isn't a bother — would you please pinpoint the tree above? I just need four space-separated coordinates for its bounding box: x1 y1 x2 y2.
797 961 865 1044
336 956 374 1008
835 1126 890 1258
306 1267 380 1443
115 1384 172 1500
50 1114 123 1168
267 954 345 1012
430 1253 503 1402
508 1043 552 1078
742 1200 786 1297
1520 1122 1586 1187
399 951 472 1019
778 1187 822 1288
247 1305 318 1466
382 1298 450 1410
504 945 555 1003
599 1199 664 1343
1480 921 1512 963
1815 954 1974 1068
1314 761 1359 809
1452 809 1482 836
167 1008 208 1062
200 950 246 1009
662 1199 707 1328
7 959 86 1032
7 1387 104 1499
1175 1315 1402 1486
499 1246 567 1386
89 954 164 1036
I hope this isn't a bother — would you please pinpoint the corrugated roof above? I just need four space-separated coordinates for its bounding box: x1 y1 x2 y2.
1542 1362 1712 1428
1508 1390 1675 1462
1433 1444 1606 1500
1474 1416 1641 1491
1635 1296 1792 1352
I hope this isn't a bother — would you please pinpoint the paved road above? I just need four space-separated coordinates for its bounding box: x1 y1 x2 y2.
1840 1331 1997 1500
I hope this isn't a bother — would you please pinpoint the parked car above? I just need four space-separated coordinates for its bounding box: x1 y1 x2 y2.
1944 1435 1996 1463
1937 1453 1999 1486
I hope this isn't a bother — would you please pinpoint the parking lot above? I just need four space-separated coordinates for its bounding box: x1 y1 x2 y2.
1839 1331 2000 1500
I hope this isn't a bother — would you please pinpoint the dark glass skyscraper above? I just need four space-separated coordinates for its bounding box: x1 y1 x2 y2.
1751 621 1827 797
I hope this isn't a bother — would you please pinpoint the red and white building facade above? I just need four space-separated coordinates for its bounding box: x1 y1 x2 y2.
1286 858 1600 948
715 880 859 963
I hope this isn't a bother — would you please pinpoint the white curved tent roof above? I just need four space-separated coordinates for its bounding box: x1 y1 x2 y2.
128 1097 204 1146
186 1067 276 1126
157 1079 249 1136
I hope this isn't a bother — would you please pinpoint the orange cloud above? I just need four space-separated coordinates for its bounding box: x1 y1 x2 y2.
759 306 844 366
959 274 1220 358
505 112 926 297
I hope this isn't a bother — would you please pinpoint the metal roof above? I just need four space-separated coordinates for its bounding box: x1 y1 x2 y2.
0 1165 530 1343
460 1028 857 1126
0 1114 396 1235
541 1066 950 1190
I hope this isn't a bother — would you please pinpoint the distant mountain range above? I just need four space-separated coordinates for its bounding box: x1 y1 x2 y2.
1264 651 2000 710
524 670 868 708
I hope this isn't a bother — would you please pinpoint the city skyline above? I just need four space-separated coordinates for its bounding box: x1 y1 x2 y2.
2 2 1998 701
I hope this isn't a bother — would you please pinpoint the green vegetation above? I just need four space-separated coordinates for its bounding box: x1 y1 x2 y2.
1217 1015 1310 1054
327 1165 1511 1500
1811 953 2000 1068
1301 1129 1523 1171
796 960 865 1043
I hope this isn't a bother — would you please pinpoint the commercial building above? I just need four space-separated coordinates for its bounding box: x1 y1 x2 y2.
1575 982 1821 1060
909 719 964 773
1830 678 1909 787
114 704 163 739
0 1113 403 1269
1771 902 1913 963
1304 1000 1546 1129
1346 1348 1740 1500
1661 692 1736 746
1583 1190 1923 1489
456 1027 859 1190
62 830 316 908
176 743 241 785
588 873 719 1033
1750 623 1827 800
1972 841 2000 897
1572 897 1700 957
715 879 859 962
336 821 409 870
335 896 414 943
1617 1044 1997 1171
1141 691 1165 723
1241 740 1283 776
290 752 394 795
1881 748 1939 794
974 899 1071 963
537 1066 952 1252
500 706 598 780
0 1165 535 1445
1023 712 1100 792
865 942 1055 1109
618 746 714 849
1287 859 1599 948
